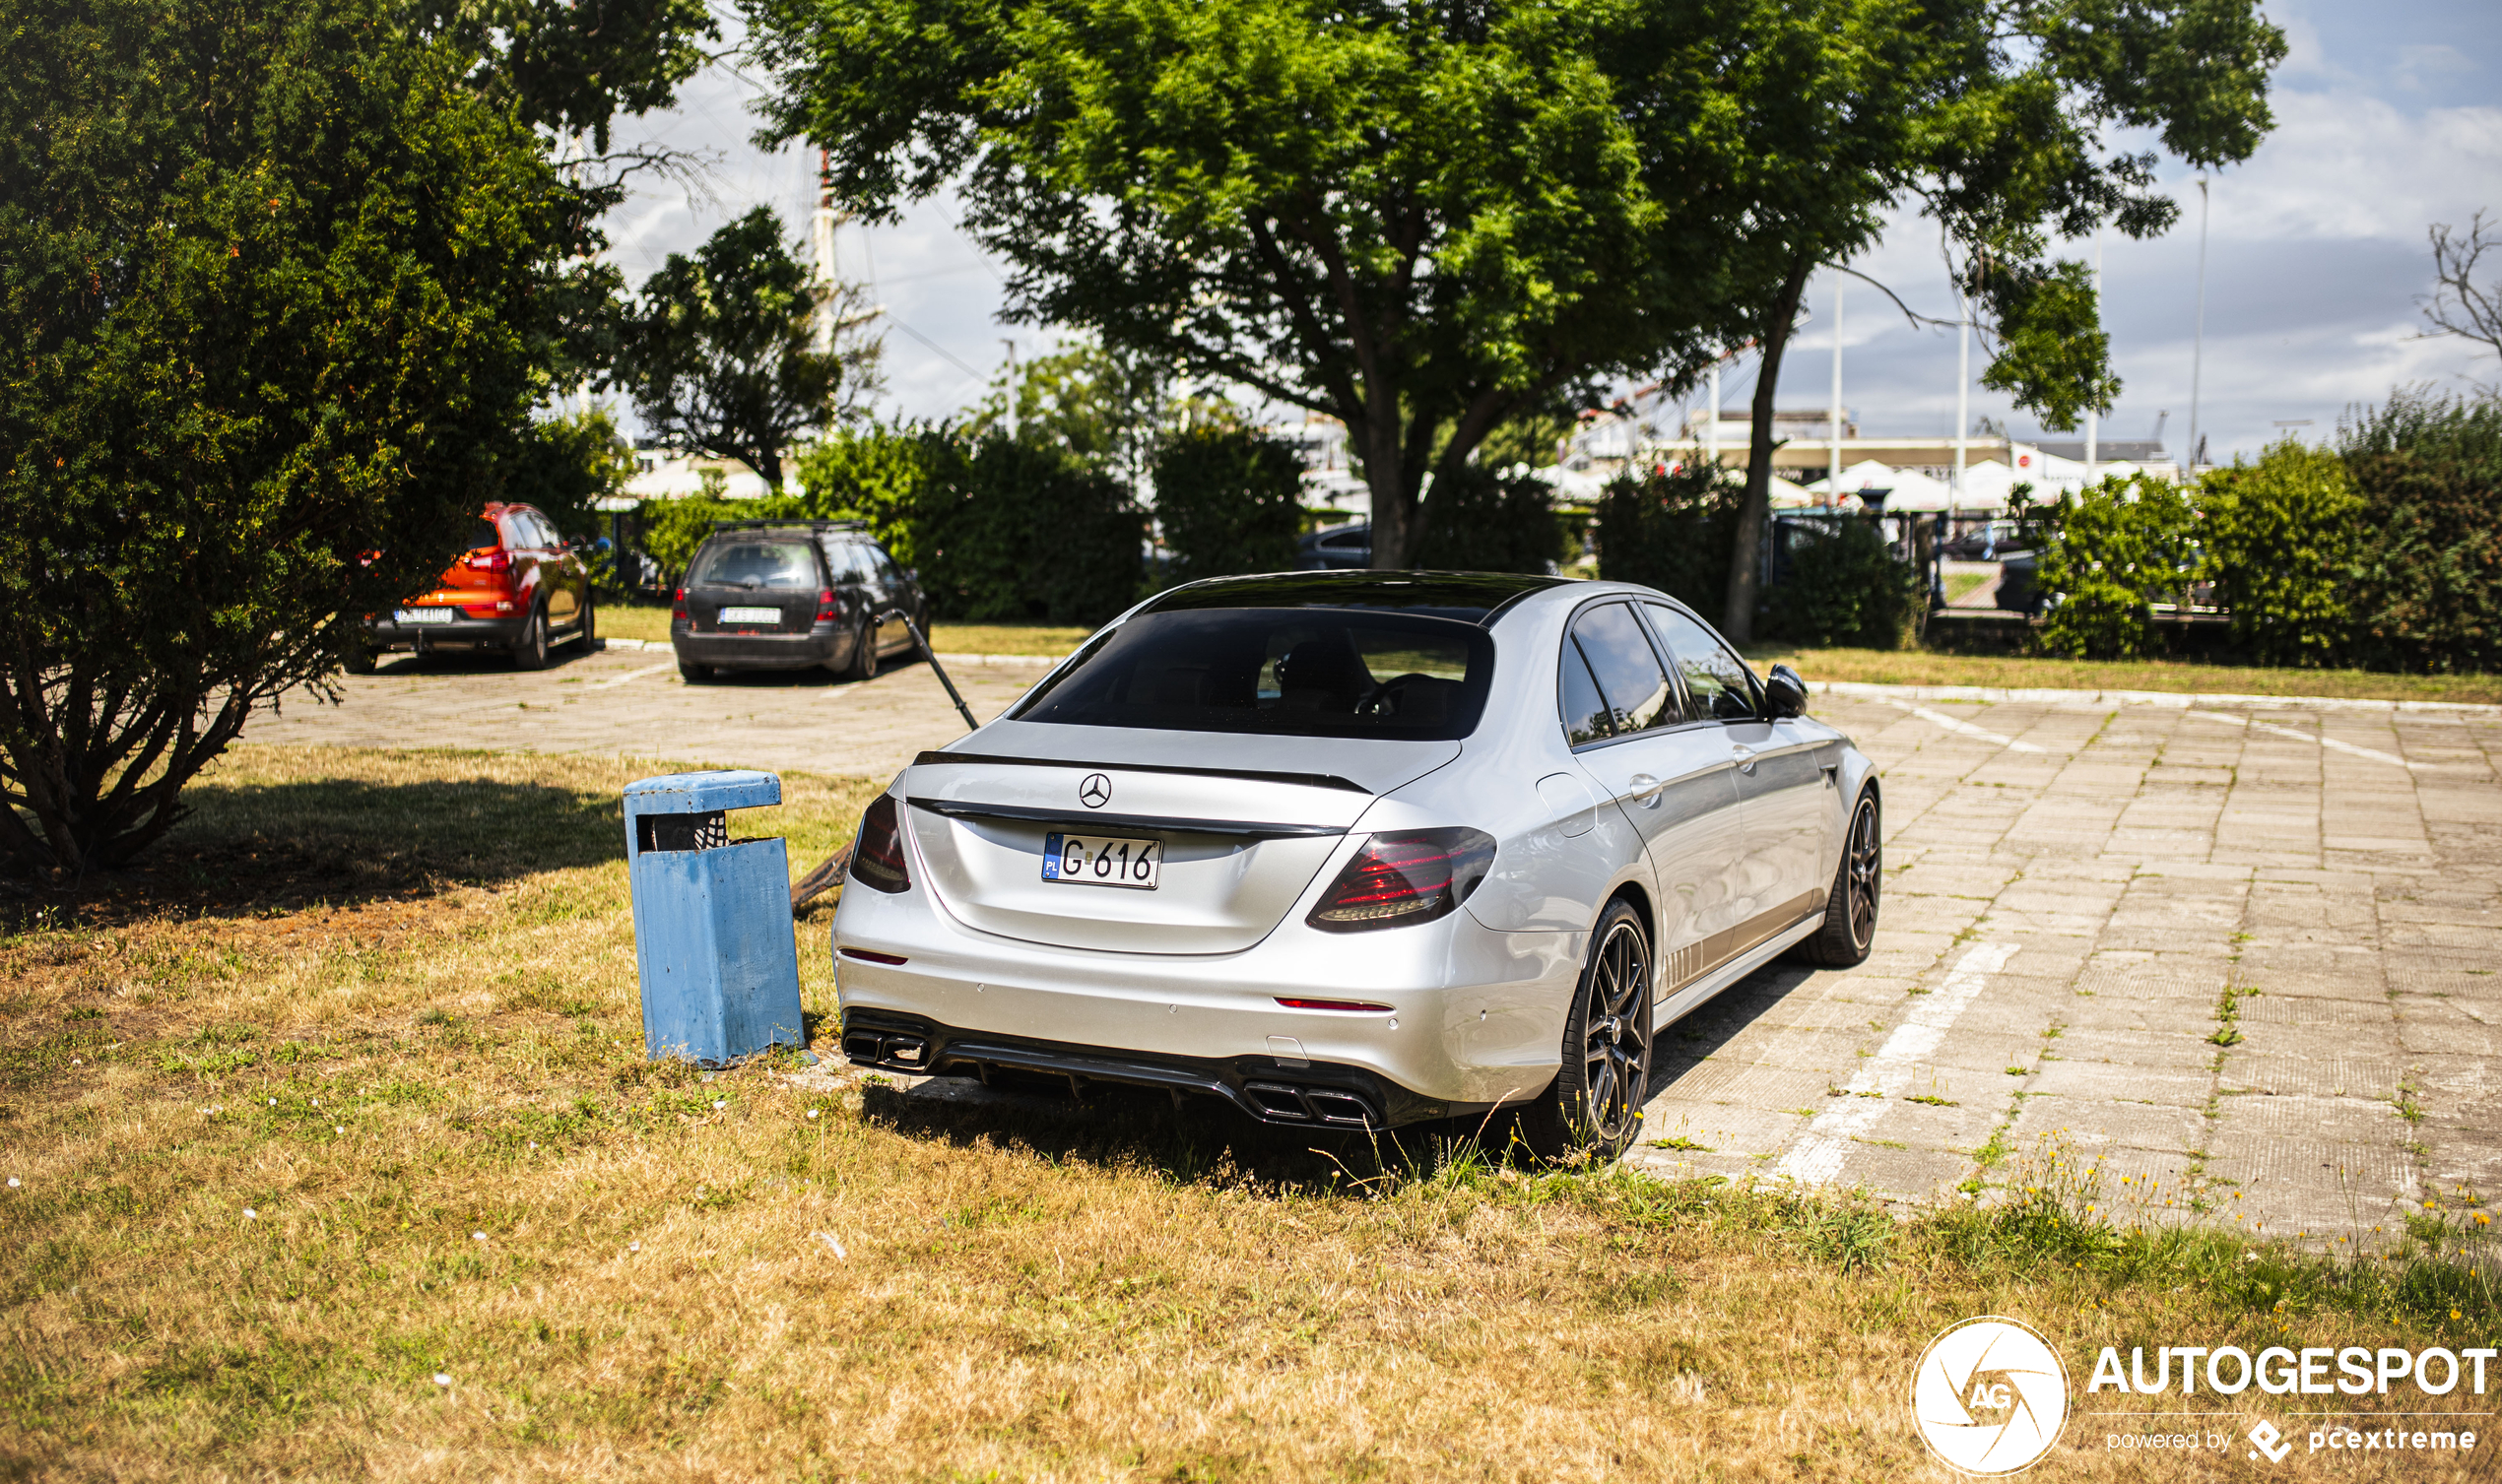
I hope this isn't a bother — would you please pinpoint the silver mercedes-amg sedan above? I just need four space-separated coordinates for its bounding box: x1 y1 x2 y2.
832 571 1880 1160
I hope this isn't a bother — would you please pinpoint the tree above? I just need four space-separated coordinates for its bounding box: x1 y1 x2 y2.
1712 0 2286 639
0 0 587 874
2422 211 2502 381
615 206 884 488
497 409 637 540
747 0 1942 570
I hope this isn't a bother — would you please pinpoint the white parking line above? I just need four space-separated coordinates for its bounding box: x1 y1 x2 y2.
2185 709 2427 770
1880 698 2049 753
583 662 678 689
1772 940 2021 1186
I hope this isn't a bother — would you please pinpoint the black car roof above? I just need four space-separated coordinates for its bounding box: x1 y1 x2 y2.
1138 570 1570 625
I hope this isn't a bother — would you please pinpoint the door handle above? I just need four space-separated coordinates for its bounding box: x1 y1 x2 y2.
1730 744 1756 776
1627 772 1664 807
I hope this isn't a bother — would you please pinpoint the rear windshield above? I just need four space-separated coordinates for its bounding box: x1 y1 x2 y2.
1008 608 1493 741
466 519 500 550
688 540 819 591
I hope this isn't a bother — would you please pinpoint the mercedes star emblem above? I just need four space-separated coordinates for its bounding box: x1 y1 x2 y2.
1078 773 1113 808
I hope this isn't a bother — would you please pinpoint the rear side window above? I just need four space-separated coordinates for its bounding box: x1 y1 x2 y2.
822 541 872 582
1563 602 1679 741
689 540 820 591
1009 608 1492 741
1645 604 1760 722
1559 644 1613 745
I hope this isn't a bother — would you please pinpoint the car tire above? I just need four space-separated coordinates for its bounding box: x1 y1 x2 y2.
1794 788 1880 967
573 593 597 652
1508 897 1654 1164
512 608 550 671
678 658 710 683
836 617 878 683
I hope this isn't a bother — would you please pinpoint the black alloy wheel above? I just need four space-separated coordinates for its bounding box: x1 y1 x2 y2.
1512 897 1653 1163
1797 788 1880 967
512 607 550 671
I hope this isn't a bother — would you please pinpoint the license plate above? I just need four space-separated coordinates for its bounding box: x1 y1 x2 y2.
1042 832 1161 890
718 606 781 625
396 608 454 625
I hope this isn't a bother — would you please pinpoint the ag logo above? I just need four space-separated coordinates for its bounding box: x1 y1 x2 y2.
1078 773 1113 808
1912 1316 2069 1474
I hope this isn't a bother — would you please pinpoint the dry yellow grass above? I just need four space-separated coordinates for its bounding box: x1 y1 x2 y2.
3 747 2491 1480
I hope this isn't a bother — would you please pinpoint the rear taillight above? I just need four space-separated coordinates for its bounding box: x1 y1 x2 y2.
848 795 910 894
815 588 838 622
672 586 688 620
465 548 509 574
1306 828 1495 933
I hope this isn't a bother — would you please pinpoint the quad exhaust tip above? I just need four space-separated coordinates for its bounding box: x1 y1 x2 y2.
1244 1081 1376 1129
843 1031 927 1066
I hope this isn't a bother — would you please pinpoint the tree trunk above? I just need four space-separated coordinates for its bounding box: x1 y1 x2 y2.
1359 415 1415 569
1722 255 1815 643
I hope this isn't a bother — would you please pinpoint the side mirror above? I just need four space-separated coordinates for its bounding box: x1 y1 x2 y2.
1764 663 1809 719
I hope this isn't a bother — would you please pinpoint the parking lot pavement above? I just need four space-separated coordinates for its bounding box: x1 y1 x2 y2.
241 641 1050 783
1631 692 2502 1242
246 649 2502 1234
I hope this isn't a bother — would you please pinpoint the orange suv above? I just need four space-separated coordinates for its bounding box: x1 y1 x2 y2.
353 503 595 671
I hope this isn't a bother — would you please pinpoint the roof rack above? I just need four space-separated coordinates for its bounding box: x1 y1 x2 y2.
706 519 867 534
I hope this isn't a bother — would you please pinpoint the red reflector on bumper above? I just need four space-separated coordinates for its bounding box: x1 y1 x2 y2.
838 947 908 965
1275 997 1393 1013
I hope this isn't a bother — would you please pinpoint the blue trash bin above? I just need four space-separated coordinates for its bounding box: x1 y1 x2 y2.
625 769 807 1065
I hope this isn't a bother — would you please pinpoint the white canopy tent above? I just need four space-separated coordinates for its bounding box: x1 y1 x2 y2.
1801 459 1955 511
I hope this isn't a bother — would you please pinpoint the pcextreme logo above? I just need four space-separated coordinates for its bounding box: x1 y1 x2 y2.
1913 1317 2071 1474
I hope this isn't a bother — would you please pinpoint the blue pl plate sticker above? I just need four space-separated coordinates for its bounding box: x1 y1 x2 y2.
1042 832 1062 879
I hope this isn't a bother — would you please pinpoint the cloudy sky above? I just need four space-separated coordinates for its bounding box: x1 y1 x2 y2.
601 0 2501 466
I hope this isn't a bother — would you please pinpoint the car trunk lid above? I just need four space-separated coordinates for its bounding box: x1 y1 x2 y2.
902 725 1459 954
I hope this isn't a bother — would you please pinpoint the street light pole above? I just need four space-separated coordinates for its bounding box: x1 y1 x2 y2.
1828 269 1845 502
1706 362 1721 465
1954 288 1969 507
2188 175 2209 478
2084 226 2102 484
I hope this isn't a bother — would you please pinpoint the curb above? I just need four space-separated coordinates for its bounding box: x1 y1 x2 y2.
1810 679 2502 717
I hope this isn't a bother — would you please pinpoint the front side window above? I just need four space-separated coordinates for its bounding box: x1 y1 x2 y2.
1010 608 1491 741
688 540 820 592
1645 604 1760 722
1561 602 1679 742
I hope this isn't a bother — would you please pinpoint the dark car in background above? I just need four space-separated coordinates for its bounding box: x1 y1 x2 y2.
1295 522 1371 569
672 520 928 682
357 502 593 671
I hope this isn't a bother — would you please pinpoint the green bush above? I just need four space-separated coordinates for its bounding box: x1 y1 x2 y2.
2200 438 2360 667
2343 390 2502 673
636 491 808 579
2032 474 2198 659
912 435 1145 622
794 421 943 568
1149 426 1304 579
1416 465 1564 573
1763 519 1918 649
1593 464 1737 610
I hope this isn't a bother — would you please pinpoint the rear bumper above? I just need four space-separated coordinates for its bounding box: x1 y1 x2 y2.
840 1008 1461 1129
672 623 848 670
366 613 527 648
830 839 1585 1116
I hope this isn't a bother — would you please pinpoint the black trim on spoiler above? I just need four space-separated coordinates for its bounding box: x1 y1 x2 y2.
910 749 1370 795
909 799 1346 840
